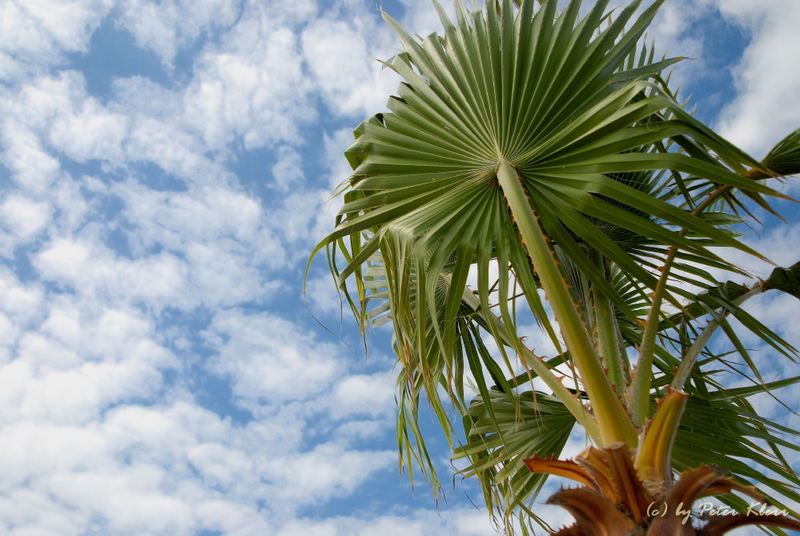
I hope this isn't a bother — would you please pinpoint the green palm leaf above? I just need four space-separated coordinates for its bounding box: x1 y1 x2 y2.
673 388 800 532
454 389 576 533
761 129 800 178
314 0 781 380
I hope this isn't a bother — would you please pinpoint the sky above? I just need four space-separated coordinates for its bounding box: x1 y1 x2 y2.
0 0 799 535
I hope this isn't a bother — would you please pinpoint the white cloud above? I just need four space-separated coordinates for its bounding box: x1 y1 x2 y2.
0 195 50 239
271 188 331 245
268 129 355 256
0 122 61 193
119 182 265 245
0 0 113 80
126 115 221 179
3 72 225 186
743 221 800 276
49 102 129 164
277 507 499 536
331 368 397 419
0 2 495 534
0 305 174 426
115 0 240 67
120 182 285 301
49 467 194 534
647 0 707 89
34 237 192 309
396 0 447 38
271 145 305 192
265 442 393 504
35 238 90 275
712 0 800 156
0 268 45 327
110 75 178 117
205 309 341 405
186 442 254 487
29 175 287 311
304 273 342 317
182 3 316 151
0 360 402 533
12 71 83 127
334 419 387 441
302 15 400 119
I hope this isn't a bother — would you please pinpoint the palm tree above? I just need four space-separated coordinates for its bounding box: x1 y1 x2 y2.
308 0 800 534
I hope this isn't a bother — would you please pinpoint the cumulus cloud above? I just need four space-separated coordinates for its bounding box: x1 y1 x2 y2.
301 14 400 119
0 194 51 240
0 304 174 423
115 0 240 67
265 442 393 504
271 145 305 192
396 0 448 38
182 1 316 150
0 294 400 532
0 1 797 535
711 0 800 156
34 237 192 309
0 268 45 328
331 368 397 419
277 508 498 536
118 182 286 302
204 310 342 406
304 273 342 318
0 0 114 80
0 121 61 193
2 71 224 182
49 101 129 164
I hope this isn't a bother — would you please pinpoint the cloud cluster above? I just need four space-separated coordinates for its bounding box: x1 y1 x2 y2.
711 0 800 156
0 0 797 535
0 0 114 79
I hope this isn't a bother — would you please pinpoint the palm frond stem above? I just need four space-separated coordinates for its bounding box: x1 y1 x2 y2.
593 266 629 394
670 283 765 391
496 160 636 447
631 183 753 424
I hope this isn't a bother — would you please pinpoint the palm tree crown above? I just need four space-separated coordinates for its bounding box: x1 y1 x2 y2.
309 0 800 533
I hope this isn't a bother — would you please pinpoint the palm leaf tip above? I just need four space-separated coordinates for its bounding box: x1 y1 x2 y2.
764 261 800 299
546 486 635 536
521 458 595 488
761 128 800 178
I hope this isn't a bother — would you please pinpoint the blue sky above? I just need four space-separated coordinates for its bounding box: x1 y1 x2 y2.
0 0 798 535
